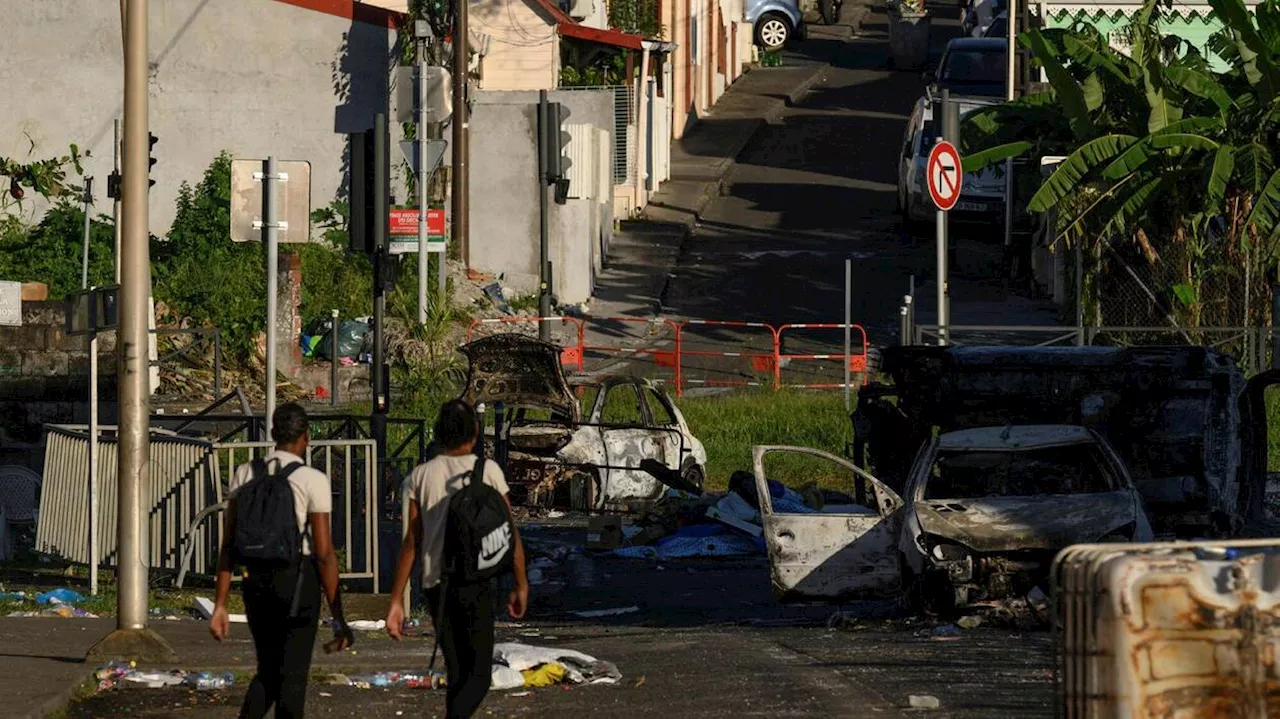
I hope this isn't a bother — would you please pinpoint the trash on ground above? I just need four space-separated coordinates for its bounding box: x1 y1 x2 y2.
36 587 85 605
572 606 639 619
494 642 623 686
509 691 532 697
347 619 386 631
928 624 962 640
194 597 247 623
956 615 983 629
94 661 234 692
344 671 446 690
909 695 941 709
493 665 525 691
522 662 567 687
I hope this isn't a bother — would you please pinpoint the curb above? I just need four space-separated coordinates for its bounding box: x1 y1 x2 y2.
32 670 94 719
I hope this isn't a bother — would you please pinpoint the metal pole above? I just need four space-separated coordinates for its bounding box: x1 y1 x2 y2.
331 308 340 407
81 178 94 288
264 157 279 439
89 326 99 596
373 114 390 557
1075 239 1085 346
417 38 429 325
1003 0 1016 256
452 0 470 270
844 258 852 412
538 91 551 342
113 120 121 284
115 0 152 637
937 89 956 347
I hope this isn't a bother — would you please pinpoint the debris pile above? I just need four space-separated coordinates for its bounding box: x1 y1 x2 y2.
95 661 234 692
2 587 100 618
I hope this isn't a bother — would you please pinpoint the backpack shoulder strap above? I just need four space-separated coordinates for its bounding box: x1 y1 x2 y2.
248 458 269 483
274 461 305 482
470 455 486 487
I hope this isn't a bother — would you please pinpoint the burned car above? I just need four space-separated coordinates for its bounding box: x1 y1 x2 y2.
458 334 708 511
853 345 1272 538
754 424 1153 611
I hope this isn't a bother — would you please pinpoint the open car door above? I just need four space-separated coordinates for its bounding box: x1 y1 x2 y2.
1240 369 1280 526
754 446 905 602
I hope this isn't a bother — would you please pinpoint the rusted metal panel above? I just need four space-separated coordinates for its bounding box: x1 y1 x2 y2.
914 493 1139 553
753 445 904 601
1052 540 1280 718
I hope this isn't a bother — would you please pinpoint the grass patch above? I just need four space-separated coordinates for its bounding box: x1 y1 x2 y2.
674 390 851 491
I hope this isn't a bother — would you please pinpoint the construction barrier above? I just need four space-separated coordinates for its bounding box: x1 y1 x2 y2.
465 315 873 396
579 316 683 385
774 323 870 389
466 316 586 371
675 319 778 392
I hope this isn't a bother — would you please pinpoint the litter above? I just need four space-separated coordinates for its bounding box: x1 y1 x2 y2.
0 590 27 600
706 493 763 537
36 588 85 605
929 624 962 640
956 615 983 629
344 671 445 690
183 672 235 690
94 661 234 692
522 662 567 687
572 606 639 618
493 642 623 686
347 619 386 631
909 695 941 709
510 691 532 697
194 597 247 623
492 665 525 691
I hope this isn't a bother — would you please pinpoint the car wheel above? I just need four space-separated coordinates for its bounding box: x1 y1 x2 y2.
755 13 791 50
681 460 705 492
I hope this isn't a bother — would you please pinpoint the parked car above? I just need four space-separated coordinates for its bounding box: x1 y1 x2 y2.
747 0 805 51
982 12 1008 38
962 0 1005 38
897 94 1010 231
932 37 1007 98
754 425 1154 613
458 333 708 511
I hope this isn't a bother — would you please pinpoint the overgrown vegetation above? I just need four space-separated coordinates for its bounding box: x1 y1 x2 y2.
607 0 663 39
0 203 115 298
675 391 853 490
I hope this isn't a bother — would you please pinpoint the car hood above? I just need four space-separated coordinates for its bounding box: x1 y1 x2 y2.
457 334 580 421
913 491 1138 552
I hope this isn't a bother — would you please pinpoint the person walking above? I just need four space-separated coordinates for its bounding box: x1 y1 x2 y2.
385 399 529 719
209 402 354 719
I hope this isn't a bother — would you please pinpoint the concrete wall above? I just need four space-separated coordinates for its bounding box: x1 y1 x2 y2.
468 89 615 303
474 0 561 91
0 0 397 235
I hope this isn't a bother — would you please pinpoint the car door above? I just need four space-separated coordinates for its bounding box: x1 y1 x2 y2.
754 445 905 602
597 381 665 501
640 385 685 471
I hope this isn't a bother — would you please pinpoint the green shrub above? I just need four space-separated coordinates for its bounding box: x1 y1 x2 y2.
153 152 265 362
296 201 373 328
0 202 115 297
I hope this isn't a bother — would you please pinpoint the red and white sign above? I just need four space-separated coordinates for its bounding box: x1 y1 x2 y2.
389 208 446 236
927 141 963 212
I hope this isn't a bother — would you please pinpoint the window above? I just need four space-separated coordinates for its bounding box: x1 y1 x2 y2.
924 444 1117 499
600 384 645 426
574 384 601 420
646 389 677 426
940 49 1006 86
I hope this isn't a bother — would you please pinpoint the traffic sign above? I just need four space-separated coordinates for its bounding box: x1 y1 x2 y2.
927 141 962 212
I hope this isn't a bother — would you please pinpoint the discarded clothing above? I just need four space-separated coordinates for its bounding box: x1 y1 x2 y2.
493 642 622 685
612 532 764 560
36 588 85 605
521 662 567 687
491 665 524 691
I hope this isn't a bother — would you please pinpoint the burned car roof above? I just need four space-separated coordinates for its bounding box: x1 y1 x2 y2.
457 334 579 421
937 425 1096 451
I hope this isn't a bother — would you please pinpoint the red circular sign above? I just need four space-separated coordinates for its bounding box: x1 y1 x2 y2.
927 141 963 212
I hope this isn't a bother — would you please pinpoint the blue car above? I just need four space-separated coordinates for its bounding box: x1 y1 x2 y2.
747 0 805 51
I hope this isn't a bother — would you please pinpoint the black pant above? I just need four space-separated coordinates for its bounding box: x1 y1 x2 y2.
428 580 495 719
240 560 321 719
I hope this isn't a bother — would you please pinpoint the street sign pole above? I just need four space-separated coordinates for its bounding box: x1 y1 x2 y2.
927 90 963 347
417 33 430 324
537 91 550 342
263 157 280 438
1004 0 1017 261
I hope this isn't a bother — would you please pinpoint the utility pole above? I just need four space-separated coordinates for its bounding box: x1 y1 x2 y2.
537 91 551 341
88 0 175 662
416 22 431 323
371 113 390 546
1003 0 1017 264
452 0 470 270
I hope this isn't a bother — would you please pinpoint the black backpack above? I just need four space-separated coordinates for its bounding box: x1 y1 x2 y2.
442 456 515 584
231 459 304 570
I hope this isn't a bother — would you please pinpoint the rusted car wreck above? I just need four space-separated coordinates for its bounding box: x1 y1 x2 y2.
458 334 708 511
758 345 1276 608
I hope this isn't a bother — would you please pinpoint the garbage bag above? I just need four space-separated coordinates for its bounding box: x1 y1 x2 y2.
315 320 370 361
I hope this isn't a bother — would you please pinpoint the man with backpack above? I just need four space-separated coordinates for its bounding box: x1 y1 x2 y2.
209 403 354 719
385 399 529 719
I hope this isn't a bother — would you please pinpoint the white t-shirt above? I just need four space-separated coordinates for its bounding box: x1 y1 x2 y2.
403 454 510 588
229 449 332 555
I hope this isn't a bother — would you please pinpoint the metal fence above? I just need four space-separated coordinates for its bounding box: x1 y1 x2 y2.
911 324 1273 374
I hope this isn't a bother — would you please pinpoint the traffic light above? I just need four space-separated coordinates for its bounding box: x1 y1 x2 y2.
148 133 157 188
541 102 572 204
107 171 121 200
348 129 376 255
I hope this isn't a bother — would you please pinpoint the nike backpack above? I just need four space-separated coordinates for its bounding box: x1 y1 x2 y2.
442 456 515 584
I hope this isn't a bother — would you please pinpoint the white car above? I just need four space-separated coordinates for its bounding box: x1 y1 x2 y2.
754 425 1154 613
896 94 1009 233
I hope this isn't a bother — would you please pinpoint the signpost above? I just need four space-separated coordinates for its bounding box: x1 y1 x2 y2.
927 93 961 346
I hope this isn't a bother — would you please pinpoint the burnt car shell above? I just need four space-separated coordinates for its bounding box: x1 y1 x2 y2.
855 345 1255 537
457 334 579 421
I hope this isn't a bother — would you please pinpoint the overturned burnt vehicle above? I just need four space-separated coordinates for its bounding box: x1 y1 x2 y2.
457 334 708 511
759 345 1278 610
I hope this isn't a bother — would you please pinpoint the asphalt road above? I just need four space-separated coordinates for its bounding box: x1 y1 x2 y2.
636 5 1059 391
